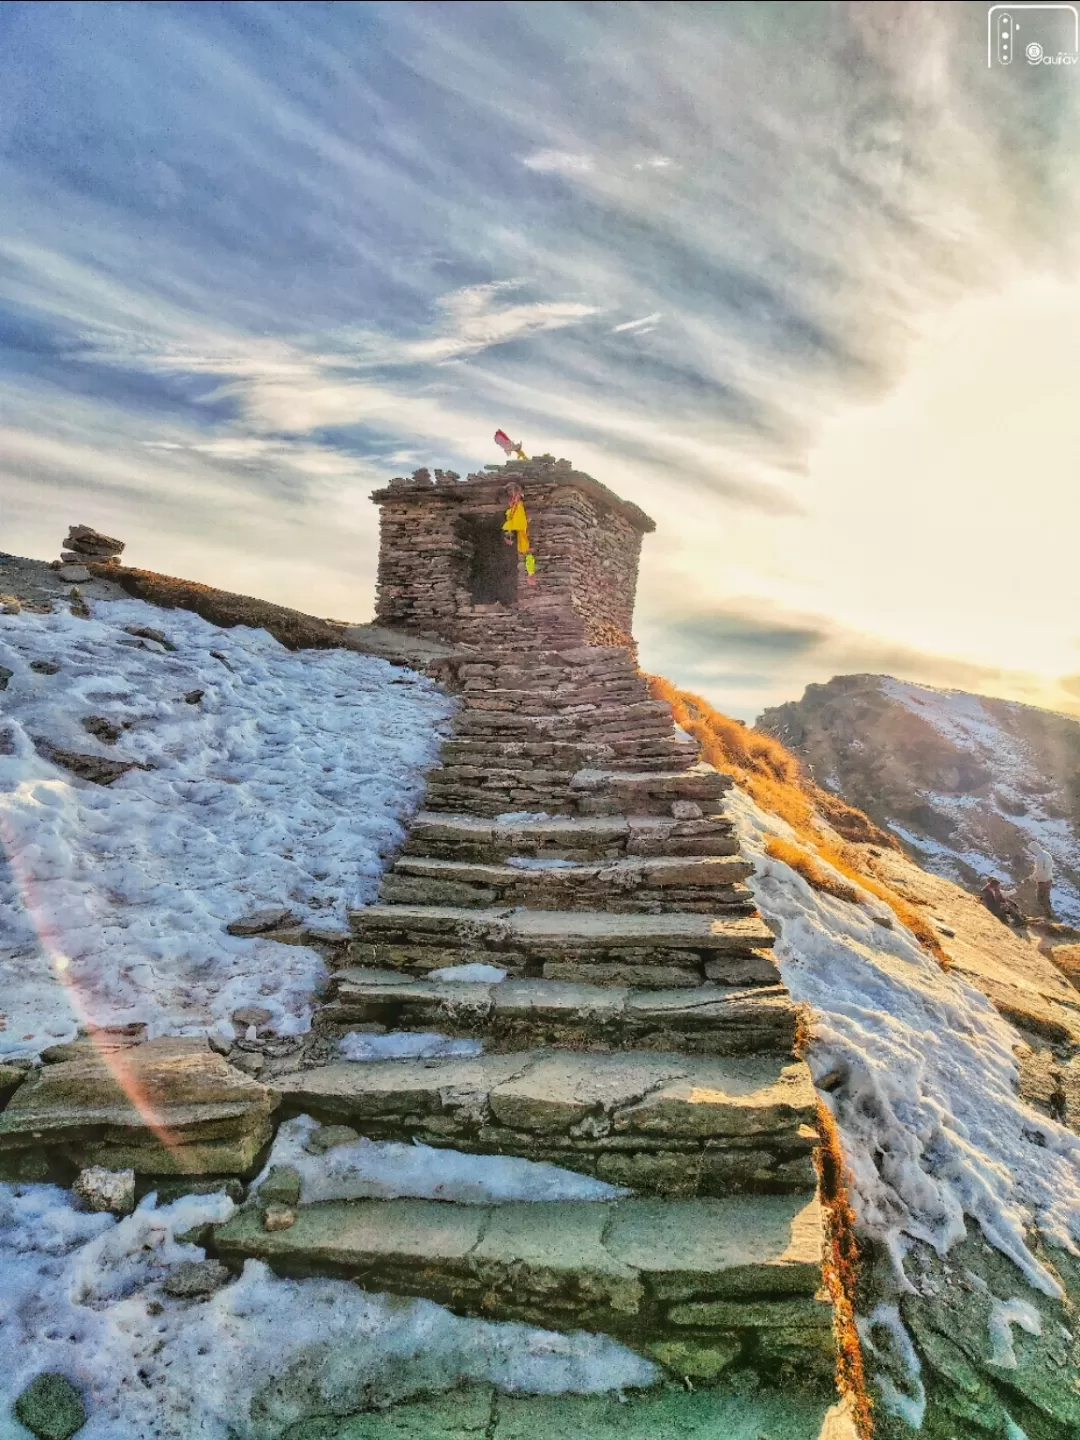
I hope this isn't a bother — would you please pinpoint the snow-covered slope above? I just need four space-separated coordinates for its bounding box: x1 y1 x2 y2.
733 789 1080 1436
0 599 452 1055
759 674 1080 924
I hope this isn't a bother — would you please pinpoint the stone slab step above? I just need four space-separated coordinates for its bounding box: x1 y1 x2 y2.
381 854 755 913
403 812 740 863
273 1050 818 1195
279 1386 858 1440
318 970 799 1056
346 906 777 987
567 763 732 817
0 1038 277 1181
212 1193 833 1383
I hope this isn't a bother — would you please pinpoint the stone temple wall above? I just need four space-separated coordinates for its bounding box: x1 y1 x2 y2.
371 457 653 653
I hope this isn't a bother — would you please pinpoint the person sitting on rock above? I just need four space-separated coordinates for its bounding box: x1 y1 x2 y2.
981 876 1024 926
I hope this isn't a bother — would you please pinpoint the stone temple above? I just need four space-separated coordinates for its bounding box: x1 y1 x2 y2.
371 456 654 652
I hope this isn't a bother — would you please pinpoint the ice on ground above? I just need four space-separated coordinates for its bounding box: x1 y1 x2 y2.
730 785 1080 1415
495 811 551 822
260 1115 629 1205
506 856 581 870
0 600 453 1056
339 1031 483 1061
987 1298 1042 1370
429 963 506 983
0 1182 654 1439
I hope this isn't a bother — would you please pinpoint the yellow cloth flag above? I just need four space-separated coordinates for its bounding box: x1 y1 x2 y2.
502 498 531 555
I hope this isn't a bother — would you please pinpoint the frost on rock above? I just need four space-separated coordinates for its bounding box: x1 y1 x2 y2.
338 1031 483 1061
0 1181 653 1439
256 1115 629 1206
729 786 1080 1426
0 600 453 1056
429 963 507 983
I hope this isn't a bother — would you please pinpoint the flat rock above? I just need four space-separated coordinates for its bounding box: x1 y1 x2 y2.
279 1387 858 1440
227 909 296 937
213 1194 829 1376
272 1051 817 1194
323 970 798 1056
57 566 91 583
0 1037 278 1176
161 1258 231 1298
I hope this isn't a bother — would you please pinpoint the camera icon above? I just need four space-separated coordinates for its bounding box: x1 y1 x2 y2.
987 4 1080 67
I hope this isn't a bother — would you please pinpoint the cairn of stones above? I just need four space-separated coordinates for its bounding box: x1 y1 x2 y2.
61 525 125 567
0 459 837 1398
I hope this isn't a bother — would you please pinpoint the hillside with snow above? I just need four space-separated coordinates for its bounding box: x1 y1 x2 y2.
759 674 1080 925
2 582 1080 1438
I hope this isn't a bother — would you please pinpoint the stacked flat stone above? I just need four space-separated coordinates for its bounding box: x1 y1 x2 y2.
60 525 126 567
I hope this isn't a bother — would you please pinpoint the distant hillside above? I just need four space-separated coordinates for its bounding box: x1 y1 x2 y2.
758 674 1080 923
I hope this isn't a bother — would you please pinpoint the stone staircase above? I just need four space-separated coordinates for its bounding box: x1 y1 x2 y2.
215 644 838 1391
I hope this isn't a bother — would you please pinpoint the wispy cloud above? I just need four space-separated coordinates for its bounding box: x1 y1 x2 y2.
612 313 662 333
1 2 1078 709
521 150 595 175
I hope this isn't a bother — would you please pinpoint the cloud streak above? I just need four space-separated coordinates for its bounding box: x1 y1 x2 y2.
1 2 1078 712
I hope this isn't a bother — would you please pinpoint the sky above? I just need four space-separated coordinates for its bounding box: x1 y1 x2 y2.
2 0 1080 720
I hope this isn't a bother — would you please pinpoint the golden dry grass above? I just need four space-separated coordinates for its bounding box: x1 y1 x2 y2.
649 674 947 966
765 837 861 904
816 1101 874 1440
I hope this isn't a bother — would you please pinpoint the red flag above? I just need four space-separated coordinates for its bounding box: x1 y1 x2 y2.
494 429 526 459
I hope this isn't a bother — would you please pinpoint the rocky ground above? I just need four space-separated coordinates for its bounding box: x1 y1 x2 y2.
759 673 1080 924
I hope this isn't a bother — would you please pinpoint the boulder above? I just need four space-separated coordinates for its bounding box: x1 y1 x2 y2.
72 1166 135 1216
161 1259 231 1299
0 1037 278 1178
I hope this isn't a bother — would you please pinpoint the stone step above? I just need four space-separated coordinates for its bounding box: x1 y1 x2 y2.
318 970 799 1057
436 741 697 776
0 1038 277 1182
273 1050 818 1195
346 906 777 987
422 761 730 819
403 812 740 864
279 1385 859 1440
567 763 731 817
381 854 756 914
212 1192 833 1384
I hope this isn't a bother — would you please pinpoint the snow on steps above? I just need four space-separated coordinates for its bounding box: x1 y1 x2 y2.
212 1192 834 1384
272 1049 819 1196
317 970 800 1056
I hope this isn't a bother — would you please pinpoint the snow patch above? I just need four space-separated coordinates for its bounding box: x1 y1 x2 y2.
0 1182 653 1437
987 1298 1043 1370
261 1115 629 1206
0 600 452 1056
339 1031 483 1061
730 785 1080 1419
429 963 506 983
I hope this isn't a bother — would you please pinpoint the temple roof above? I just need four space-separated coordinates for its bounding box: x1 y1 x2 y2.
372 456 656 534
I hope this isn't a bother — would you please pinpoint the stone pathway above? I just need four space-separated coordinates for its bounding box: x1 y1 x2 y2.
0 636 841 1409
226 643 837 1391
